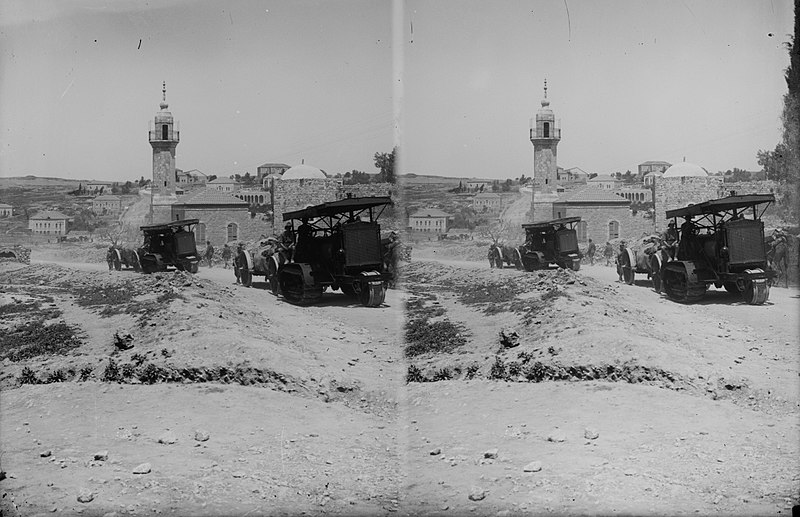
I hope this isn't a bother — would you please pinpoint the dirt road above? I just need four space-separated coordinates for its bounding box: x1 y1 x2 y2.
401 253 799 515
1 257 405 516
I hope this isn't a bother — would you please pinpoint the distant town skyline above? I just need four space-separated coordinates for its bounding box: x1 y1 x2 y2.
0 1 794 183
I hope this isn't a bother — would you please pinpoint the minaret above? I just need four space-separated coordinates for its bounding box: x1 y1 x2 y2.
529 79 561 222
149 82 179 197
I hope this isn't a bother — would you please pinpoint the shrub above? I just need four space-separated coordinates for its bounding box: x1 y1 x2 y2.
489 356 507 380
406 364 426 383
404 318 467 358
45 369 66 383
0 321 82 361
18 366 39 385
79 365 93 381
102 358 120 382
139 363 163 384
432 368 453 381
465 364 480 379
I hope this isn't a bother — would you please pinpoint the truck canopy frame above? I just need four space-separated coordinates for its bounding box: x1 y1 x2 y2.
665 194 774 234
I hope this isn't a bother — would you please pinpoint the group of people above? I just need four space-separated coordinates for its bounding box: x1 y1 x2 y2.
582 239 617 267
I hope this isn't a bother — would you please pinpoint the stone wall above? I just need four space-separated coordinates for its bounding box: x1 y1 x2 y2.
272 180 398 234
653 176 724 232
558 204 655 244
177 207 268 246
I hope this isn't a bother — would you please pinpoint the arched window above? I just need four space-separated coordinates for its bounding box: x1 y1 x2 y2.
577 221 588 241
195 223 206 243
608 220 620 240
227 222 238 242
543 122 550 138
161 124 168 140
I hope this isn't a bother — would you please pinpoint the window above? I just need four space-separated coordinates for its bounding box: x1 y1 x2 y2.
195 223 206 243
608 220 620 240
161 124 168 140
577 221 588 241
543 122 550 138
227 222 238 242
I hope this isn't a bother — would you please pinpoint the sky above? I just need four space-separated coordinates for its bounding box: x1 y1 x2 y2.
0 0 393 182
0 1 794 183
402 0 794 179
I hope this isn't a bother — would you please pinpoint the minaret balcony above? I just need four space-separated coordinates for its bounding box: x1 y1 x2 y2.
530 127 561 140
149 130 180 142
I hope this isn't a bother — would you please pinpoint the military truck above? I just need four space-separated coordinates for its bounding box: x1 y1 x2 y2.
661 193 776 304
518 217 582 271
274 196 392 306
138 219 201 274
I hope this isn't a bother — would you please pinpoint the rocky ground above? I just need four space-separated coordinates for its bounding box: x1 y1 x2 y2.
1 240 798 516
401 243 799 516
0 256 404 516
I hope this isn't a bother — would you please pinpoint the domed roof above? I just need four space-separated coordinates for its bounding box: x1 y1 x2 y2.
281 164 326 180
662 162 708 178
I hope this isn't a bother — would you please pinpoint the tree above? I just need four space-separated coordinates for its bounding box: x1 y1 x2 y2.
502 179 511 192
374 148 396 183
491 180 500 192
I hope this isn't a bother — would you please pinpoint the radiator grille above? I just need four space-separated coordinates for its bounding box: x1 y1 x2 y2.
727 221 764 264
557 230 578 253
343 224 381 267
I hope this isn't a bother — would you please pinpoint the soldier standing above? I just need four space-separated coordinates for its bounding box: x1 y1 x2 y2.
586 239 596 265
221 244 232 269
204 241 215 267
233 242 244 284
603 241 614 266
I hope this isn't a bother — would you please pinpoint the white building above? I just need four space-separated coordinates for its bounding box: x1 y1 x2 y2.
409 208 452 234
29 211 70 236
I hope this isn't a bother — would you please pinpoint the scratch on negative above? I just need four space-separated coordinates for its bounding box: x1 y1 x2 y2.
563 0 571 41
60 79 75 100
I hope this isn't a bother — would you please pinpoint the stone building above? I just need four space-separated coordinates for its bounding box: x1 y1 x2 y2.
92 195 122 216
171 188 266 245
408 208 451 234
617 188 653 204
0 203 12 217
28 211 70 236
234 188 269 206
473 192 503 214
256 163 290 182
652 162 719 232
208 177 239 193
587 175 621 190
552 189 652 244
176 169 207 186
638 160 672 179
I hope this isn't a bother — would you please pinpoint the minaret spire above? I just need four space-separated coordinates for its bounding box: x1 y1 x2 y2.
160 82 168 110
543 78 547 99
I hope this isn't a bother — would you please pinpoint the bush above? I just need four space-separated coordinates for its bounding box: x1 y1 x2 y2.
404 318 467 358
79 365 93 381
432 368 453 381
18 366 39 385
465 364 480 379
0 321 82 361
102 358 120 382
489 356 507 380
45 369 66 383
406 364 426 383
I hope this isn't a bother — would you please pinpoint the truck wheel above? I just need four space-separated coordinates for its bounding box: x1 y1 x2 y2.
240 268 252 288
360 281 385 307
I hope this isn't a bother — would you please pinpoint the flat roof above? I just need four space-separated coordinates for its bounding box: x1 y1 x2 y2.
283 196 391 221
140 218 200 231
665 194 775 218
522 216 581 230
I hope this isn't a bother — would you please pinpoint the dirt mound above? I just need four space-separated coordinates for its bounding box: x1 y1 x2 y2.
0 263 398 415
401 260 797 415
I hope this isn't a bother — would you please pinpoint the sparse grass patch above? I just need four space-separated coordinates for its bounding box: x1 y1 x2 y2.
404 318 468 357
0 321 83 361
18 366 39 385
